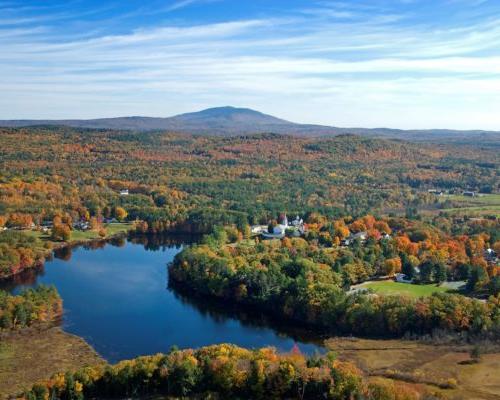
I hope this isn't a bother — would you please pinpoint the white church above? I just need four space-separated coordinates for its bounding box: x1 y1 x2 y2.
260 214 304 239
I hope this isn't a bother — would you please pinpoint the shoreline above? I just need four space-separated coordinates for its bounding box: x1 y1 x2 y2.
0 229 130 282
0 224 208 282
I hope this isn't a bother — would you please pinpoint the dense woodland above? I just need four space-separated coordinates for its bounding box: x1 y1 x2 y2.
20 343 439 400
0 231 48 278
0 285 62 330
0 126 498 231
170 219 500 337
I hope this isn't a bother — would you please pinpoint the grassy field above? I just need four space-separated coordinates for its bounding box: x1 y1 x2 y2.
0 328 104 398
437 194 500 217
359 281 452 298
22 222 134 244
326 337 500 400
70 222 133 241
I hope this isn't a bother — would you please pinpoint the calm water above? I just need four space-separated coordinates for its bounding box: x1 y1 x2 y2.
2 236 323 363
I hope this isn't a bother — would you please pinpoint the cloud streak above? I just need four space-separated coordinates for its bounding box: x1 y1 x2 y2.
1 0 500 129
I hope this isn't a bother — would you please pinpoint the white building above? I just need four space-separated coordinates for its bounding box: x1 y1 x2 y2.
343 231 367 246
291 215 304 227
262 214 289 239
395 273 413 283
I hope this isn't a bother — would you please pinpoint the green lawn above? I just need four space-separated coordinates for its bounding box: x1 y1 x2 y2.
21 222 134 244
437 194 500 217
361 281 452 298
443 193 500 204
68 222 134 241
104 222 134 236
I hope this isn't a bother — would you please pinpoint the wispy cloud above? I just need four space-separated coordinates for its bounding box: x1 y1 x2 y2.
1 0 500 129
164 0 202 12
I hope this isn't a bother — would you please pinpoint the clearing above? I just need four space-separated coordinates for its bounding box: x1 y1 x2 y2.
355 280 453 298
437 194 500 217
22 222 134 244
326 337 500 400
0 327 104 398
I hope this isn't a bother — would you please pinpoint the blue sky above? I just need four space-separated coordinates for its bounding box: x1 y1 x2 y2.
1 0 500 129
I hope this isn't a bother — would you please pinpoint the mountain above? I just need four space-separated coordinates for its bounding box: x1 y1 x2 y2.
0 106 333 135
1 106 499 143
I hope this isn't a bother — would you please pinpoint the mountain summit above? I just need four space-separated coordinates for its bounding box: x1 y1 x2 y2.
0 106 299 134
170 106 290 125
1 107 499 142
164 106 293 133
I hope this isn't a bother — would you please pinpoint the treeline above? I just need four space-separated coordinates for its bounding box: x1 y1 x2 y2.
19 344 430 400
0 285 62 330
0 231 48 278
170 232 500 337
133 207 249 234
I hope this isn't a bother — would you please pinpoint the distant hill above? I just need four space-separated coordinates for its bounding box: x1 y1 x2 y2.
1 106 499 143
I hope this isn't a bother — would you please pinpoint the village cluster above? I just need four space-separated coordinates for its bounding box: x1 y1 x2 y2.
251 213 498 287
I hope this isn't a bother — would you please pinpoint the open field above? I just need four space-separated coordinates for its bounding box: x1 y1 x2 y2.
0 327 104 399
21 222 133 245
326 337 500 400
357 280 453 298
70 222 134 241
437 194 500 217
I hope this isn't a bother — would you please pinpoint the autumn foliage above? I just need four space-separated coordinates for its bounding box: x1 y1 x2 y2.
18 343 434 400
0 285 62 330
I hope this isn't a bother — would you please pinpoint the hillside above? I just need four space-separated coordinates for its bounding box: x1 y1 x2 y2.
2 106 499 143
0 126 498 223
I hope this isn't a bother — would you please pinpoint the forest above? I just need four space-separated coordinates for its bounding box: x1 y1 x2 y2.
0 126 498 230
170 216 500 337
0 126 498 277
19 343 440 400
0 231 49 278
0 285 62 330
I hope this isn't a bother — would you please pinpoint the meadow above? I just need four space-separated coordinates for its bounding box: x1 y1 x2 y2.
358 281 455 298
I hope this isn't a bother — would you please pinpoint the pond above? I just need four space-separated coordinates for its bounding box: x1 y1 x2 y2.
1 235 324 363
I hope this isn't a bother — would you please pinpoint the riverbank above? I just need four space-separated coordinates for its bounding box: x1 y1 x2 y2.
0 326 104 399
0 222 134 280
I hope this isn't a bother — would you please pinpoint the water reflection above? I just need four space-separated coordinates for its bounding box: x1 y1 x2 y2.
129 233 197 251
54 246 73 261
1 234 324 363
170 283 326 349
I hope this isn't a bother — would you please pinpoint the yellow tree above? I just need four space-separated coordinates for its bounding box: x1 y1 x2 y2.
114 207 128 222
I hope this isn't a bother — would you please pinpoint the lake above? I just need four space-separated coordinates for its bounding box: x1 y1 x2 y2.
1 235 324 363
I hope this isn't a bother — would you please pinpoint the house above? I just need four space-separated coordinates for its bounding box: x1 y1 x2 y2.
395 273 413 283
120 189 129 196
257 213 306 239
251 225 267 234
463 191 476 197
343 231 367 246
291 216 304 227
262 215 288 239
485 248 498 262
428 189 443 196
74 221 90 231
